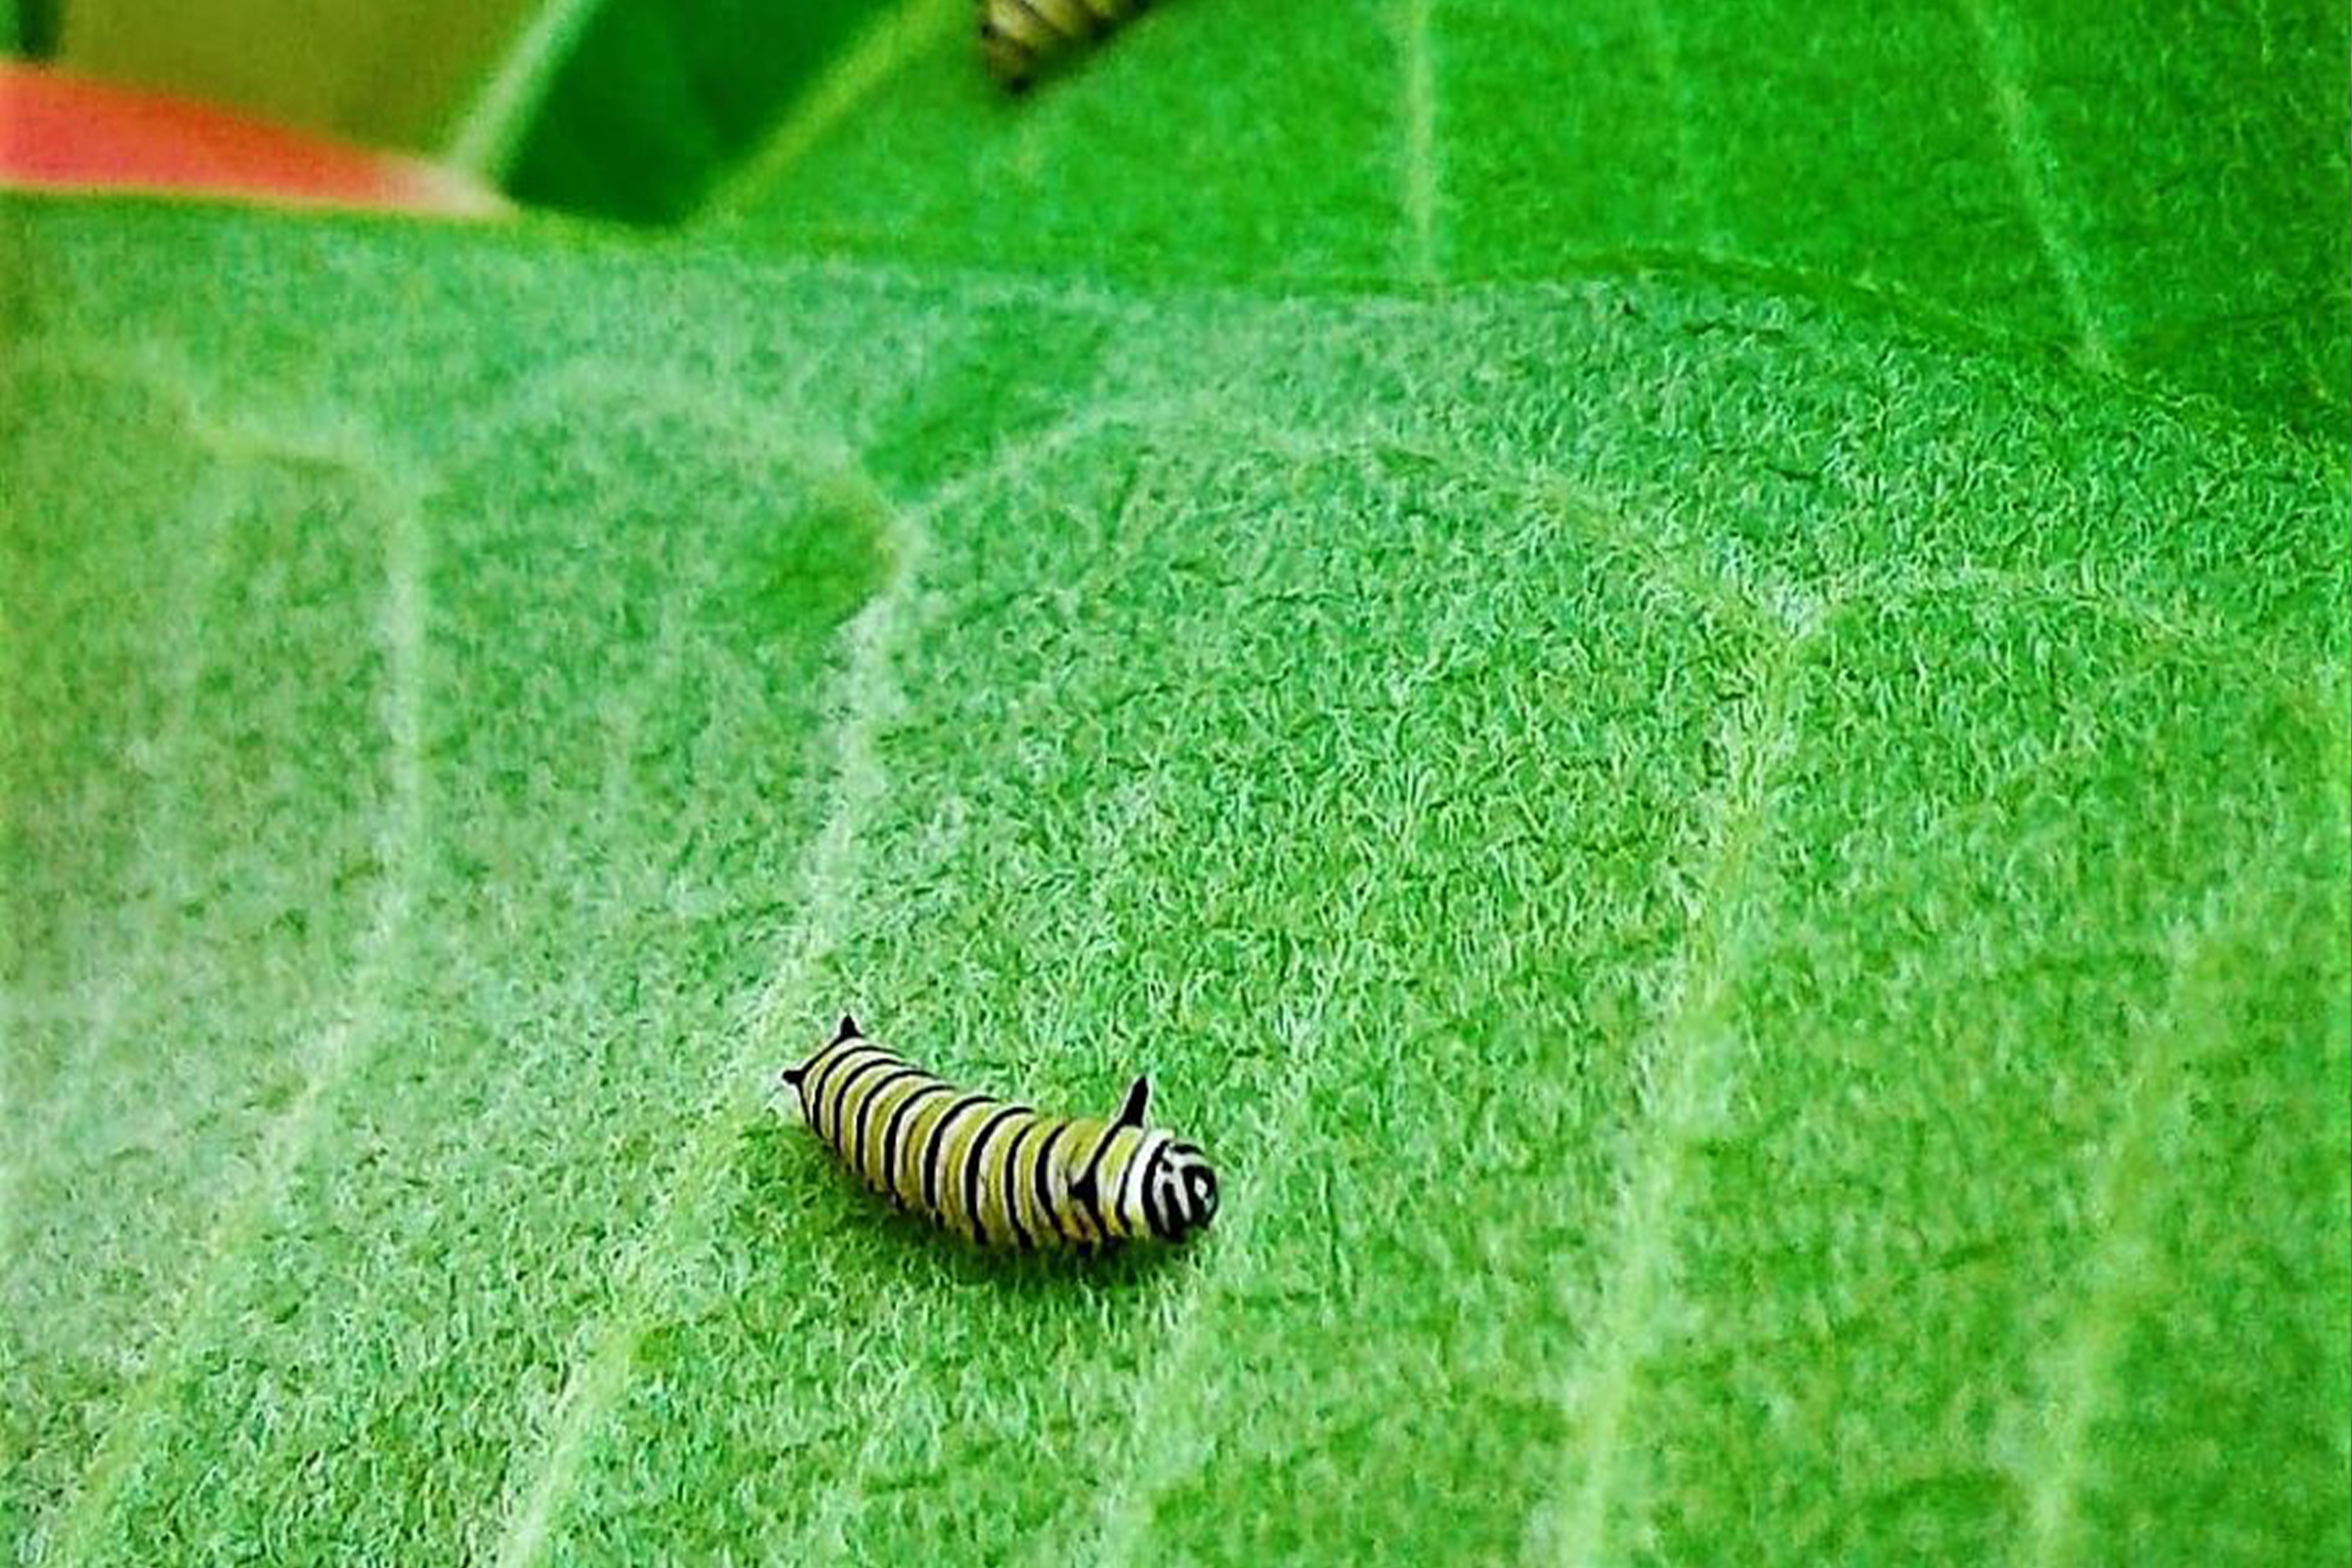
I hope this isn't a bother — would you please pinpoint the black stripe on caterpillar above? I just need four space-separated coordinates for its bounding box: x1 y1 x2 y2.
780 1014 1218 1249
979 0 1151 90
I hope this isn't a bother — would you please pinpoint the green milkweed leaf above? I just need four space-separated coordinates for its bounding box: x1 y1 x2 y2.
4 4 2345 1564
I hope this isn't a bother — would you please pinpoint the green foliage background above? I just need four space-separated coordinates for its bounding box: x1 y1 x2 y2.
4 2 2348 1565
508 0 894 222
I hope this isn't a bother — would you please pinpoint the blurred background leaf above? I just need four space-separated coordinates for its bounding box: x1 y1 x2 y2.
17 0 2341 438
503 0 892 223
55 0 536 148
697 0 2350 436
6 0 63 55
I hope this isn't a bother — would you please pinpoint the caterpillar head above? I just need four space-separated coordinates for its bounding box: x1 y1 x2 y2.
1143 1137 1219 1242
1106 1075 1219 1243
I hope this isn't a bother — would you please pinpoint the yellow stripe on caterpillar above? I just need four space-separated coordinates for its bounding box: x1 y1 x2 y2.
978 0 1151 90
779 1014 1218 1249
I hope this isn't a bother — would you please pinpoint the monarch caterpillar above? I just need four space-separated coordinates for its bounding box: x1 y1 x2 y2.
780 1015 1218 1249
979 0 1150 90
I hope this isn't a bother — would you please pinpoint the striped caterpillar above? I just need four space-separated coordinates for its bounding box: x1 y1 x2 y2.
979 0 1151 90
780 1015 1218 1249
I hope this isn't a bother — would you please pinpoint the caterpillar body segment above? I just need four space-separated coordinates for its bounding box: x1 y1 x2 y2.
979 0 1151 90
781 1015 1218 1249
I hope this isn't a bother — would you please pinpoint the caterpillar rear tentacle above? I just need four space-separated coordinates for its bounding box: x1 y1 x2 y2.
979 0 1152 91
781 1013 1218 1250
